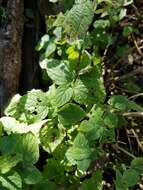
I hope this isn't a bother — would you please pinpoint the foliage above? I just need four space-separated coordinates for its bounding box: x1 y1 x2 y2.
0 0 143 189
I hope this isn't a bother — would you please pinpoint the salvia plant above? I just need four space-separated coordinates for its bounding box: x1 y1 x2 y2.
0 0 143 189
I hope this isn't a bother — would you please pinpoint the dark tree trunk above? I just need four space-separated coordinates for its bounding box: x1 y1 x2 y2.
20 0 40 94
0 0 24 115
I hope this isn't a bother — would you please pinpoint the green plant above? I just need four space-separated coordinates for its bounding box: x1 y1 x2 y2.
0 0 142 189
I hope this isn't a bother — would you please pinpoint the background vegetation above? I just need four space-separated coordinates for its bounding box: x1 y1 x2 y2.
0 0 143 189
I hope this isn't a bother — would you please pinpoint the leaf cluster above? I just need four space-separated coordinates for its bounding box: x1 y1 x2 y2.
0 0 142 189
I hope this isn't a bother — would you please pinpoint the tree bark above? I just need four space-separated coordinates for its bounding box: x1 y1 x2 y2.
0 0 24 115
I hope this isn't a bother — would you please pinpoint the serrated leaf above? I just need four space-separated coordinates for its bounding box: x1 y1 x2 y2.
64 0 94 37
73 133 89 148
66 133 92 171
5 90 49 124
79 120 104 141
79 107 105 141
51 85 73 107
58 103 86 125
73 67 106 105
67 147 91 161
42 59 75 85
0 171 22 190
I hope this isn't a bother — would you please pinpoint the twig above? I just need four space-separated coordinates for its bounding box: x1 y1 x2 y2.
114 66 143 81
123 112 143 118
131 129 143 151
112 144 136 159
129 93 143 100
131 4 140 17
132 35 143 58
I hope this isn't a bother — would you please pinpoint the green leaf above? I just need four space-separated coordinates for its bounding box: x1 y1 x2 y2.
64 0 94 37
91 29 112 48
119 8 127 20
108 95 143 112
66 133 92 171
93 19 110 29
43 159 65 180
123 169 140 187
41 59 75 85
73 67 106 105
123 26 133 37
131 157 143 173
51 85 73 107
79 120 104 141
78 159 91 172
0 133 39 165
4 94 21 117
0 154 22 174
79 51 91 70
115 170 127 190
79 107 105 141
18 165 42 185
0 171 22 190
58 103 86 125
45 42 56 57
5 90 49 124
101 128 115 143
40 123 66 153
35 34 50 51
66 147 91 161
17 133 39 164
104 112 118 128
53 26 62 40
0 134 21 154
0 116 48 135
81 170 103 190
73 133 89 149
